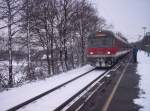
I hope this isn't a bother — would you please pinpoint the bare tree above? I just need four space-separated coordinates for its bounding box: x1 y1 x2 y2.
26 0 58 76
26 0 32 79
0 0 21 87
20 0 34 80
71 0 99 65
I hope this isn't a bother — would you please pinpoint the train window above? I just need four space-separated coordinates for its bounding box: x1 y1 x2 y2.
88 37 113 48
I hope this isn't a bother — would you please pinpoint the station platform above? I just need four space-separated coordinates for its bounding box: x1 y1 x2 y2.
107 51 150 111
80 51 150 111
107 60 140 111
102 51 150 111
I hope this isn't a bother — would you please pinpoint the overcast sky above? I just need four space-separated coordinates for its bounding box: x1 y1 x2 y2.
91 0 150 42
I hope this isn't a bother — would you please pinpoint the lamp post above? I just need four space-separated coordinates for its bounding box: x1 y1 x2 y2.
142 26 147 36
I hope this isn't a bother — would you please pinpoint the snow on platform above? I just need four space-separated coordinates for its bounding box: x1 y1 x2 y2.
0 65 95 111
134 51 150 111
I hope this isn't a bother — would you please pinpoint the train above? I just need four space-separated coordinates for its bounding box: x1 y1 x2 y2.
87 30 131 67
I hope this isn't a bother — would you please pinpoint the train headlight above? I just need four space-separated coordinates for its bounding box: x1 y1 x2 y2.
90 52 94 55
107 51 111 54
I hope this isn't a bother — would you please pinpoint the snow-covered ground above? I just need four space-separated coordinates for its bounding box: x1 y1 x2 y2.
19 70 104 111
134 51 150 111
0 60 27 84
0 65 103 111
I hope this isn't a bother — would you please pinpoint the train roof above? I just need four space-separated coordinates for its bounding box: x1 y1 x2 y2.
115 33 128 44
88 30 114 39
89 30 128 44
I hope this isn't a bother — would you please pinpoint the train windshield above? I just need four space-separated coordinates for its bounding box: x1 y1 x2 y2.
88 36 113 48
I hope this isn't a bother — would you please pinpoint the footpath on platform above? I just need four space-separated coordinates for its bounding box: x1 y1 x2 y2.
106 51 150 111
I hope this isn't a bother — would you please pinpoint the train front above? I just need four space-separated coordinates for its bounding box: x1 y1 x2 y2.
86 31 118 67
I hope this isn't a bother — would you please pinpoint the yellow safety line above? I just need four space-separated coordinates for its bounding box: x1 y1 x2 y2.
102 57 131 111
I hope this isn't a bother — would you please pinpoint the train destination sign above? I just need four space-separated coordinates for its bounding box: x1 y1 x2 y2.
96 32 106 37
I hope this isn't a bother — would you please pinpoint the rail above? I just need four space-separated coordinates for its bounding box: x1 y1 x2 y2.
6 68 96 111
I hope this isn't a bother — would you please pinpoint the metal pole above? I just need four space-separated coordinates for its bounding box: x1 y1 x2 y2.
142 26 147 36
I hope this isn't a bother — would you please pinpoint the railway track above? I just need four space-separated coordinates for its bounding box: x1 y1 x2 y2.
54 53 130 111
6 68 96 111
54 64 120 111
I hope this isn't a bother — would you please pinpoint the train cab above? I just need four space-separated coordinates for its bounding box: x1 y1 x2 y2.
87 30 130 67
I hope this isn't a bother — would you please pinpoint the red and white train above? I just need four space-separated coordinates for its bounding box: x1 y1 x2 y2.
87 30 131 67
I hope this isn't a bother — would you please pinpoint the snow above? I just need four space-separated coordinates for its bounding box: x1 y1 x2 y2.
18 70 104 111
41 54 51 59
0 60 27 83
134 51 150 111
0 65 97 111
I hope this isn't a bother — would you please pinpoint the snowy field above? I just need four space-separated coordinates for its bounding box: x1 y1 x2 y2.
134 51 150 111
0 65 102 111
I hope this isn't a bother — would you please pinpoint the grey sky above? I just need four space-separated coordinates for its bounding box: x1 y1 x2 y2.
92 0 150 42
